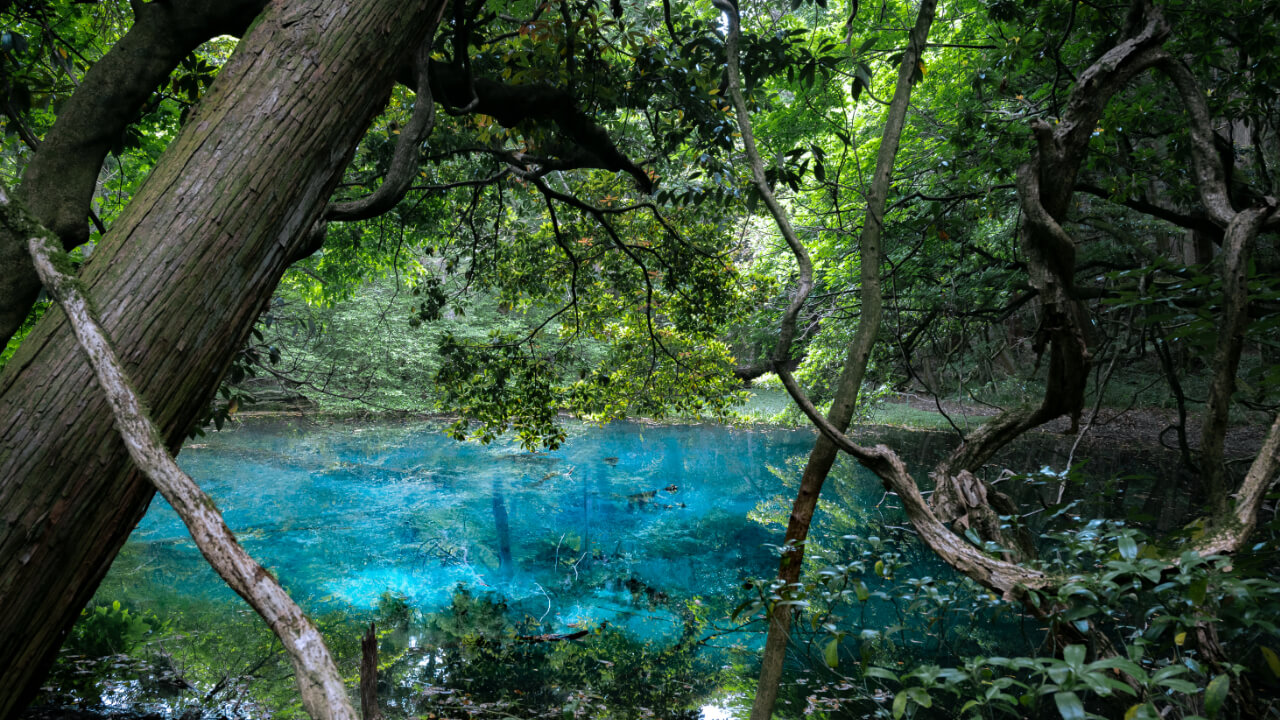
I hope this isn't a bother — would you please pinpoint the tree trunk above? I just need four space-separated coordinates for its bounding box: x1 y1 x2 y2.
361 623 383 720
0 1 444 715
744 2 937 717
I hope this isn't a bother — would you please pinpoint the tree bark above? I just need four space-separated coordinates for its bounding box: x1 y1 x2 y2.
25 229 357 720
0 0 268 348
361 623 382 720
1197 208 1271 514
931 4 1170 488
0 1 444 715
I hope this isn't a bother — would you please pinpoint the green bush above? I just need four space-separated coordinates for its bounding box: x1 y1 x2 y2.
63 600 158 657
799 523 1280 720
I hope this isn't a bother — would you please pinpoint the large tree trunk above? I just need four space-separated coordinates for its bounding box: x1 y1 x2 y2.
0 1 443 715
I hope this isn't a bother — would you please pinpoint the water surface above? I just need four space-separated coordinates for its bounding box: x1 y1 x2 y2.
128 418 821 641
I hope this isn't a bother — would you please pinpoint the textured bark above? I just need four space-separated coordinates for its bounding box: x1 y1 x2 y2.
740 1 938 717
1196 413 1280 556
26 231 356 719
774 370 1048 598
719 7 811 362
428 69 654 194
327 20 443 223
932 6 1170 483
1197 208 1271 513
0 0 268 348
1152 52 1280 514
0 1 444 715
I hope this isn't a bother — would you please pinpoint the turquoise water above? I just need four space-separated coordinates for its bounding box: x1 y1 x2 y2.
129 418 823 641
53 418 1172 717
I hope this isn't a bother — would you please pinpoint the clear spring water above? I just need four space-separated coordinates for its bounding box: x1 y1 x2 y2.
56 416 1175 717
127 418 823 642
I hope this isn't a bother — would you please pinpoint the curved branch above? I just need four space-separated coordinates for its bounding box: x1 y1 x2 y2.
429 69 653 194
25 228 355 720
1152 54 1237 226
1196 413 1280 556
326 13 446 223
1074 181 1221 236
1 0 269 348
722 10 813 363
935 2 1170 478
775 368 1047 595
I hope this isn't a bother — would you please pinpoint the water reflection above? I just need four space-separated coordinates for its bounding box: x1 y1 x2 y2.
40 417 1176 718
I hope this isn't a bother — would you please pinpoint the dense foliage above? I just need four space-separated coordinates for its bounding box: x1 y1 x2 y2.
3 0 1279 718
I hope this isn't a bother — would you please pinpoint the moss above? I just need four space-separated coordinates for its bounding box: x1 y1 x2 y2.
0 187 76 267
23 231 98 314
0 193 63 262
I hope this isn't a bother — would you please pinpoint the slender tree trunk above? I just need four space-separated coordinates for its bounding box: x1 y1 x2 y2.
0 2 444 715
361 623 383 720
493 479 514 580
745 3 937 717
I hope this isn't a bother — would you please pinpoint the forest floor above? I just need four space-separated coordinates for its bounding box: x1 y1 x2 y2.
882 392 1269 462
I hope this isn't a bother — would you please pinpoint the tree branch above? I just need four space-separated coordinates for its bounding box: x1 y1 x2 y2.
1195 413 1280 556
1074 181 1221 236
429 69 654 194
326 11 447 223
1 0 270 349
24 224 355 720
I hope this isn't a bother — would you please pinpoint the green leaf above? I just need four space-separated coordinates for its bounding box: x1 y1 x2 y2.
854 580 870 602
1158 679 1199 693
906 687 932 708
1204 674 1229 718
865 666 899 682
1118 535 1138 560
824 637 839 668
892 691 908 720
1188 578 1208 605
1261 646 1280 678
1064 644 1086 668
1054 691 1086 720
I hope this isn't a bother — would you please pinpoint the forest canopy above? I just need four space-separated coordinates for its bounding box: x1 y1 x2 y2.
1 0 1278 718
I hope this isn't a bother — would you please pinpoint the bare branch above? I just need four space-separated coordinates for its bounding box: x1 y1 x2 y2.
25 232 356 720
774 367 1047 596
1153 54 1237 227
722 9 812 363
